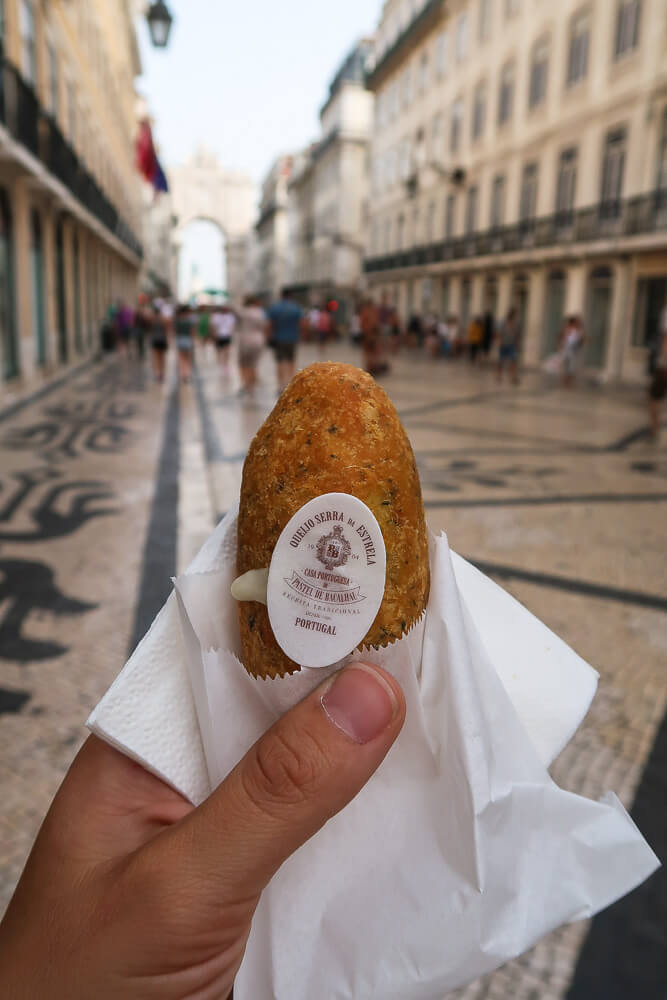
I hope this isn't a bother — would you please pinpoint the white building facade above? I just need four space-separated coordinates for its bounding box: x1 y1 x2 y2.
365 0 667 382
285 41 374 321
253 155 293 302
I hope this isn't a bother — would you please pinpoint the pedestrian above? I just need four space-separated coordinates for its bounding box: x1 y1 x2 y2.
482 310 495 358
307 305 321 343
266 288 303 391
497 307 521 384
389 306 402 354
446 313 461 357
133 294 151 361
0 663 405 998
149 303 168 383
648 302 667 441
467 315 484 363
236 295 268 394
425 312 440 358
560 315 586 388
317 307 332 349
349 309 363 346
197 307 210 348
406 312 423 349
359 298 389 376
211 305 236 374
175 303 195 383
114 301 133 359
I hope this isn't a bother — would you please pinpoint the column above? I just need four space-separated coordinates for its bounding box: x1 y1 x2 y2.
12 173 34 380
470 273 485 316
604 258 633 382
449 274 463 319
564 261 587 317
523 267 547 367
496 270 513 322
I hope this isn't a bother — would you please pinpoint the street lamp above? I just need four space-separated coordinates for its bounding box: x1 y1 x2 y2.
146 1 174 48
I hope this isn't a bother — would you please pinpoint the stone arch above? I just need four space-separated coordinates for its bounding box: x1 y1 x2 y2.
169 147 256 302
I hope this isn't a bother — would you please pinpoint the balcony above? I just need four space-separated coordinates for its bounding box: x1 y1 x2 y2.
0 57 142 259
364 193 667 273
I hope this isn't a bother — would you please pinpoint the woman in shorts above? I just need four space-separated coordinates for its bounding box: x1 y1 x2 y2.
210 306 236 373
149 306 169 383
174 304 194 383
236 296 268 394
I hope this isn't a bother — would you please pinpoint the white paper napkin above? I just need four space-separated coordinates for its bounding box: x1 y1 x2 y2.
88 506 659 999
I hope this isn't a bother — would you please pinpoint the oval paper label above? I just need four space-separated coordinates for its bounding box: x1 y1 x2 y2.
267 493 387 668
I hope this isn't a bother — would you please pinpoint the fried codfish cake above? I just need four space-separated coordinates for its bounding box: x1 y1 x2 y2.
237 362 430 679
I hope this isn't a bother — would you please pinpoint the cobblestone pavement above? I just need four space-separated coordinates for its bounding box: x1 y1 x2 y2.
0 343 665 997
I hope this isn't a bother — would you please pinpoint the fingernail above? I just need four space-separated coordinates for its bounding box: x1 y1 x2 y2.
321 663 398 744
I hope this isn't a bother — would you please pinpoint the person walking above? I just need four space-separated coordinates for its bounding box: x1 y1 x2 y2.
175 304 195 383
149 303 169 383
133 294 150 361
497 307 521 384
236 295 268 394
467 315 484 364
648 303 667 441
560 315 586 388
266 289 303 391
211 305 236 373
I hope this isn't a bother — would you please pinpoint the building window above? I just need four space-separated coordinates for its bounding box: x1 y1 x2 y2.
450 98 463 155
403 65 412 107
19 0 36 85
445 194 456 239
615 1 641 59
412 207 420 247
456 12 468 63
48 41 59 118
519 162 539 224
490 174 505 228
67 79 76 146
567 10 590 87
30 209 46 366
397 214 405 250
472 82 487 141
555 147 578 223
633 277 667 348
529 38 549 109
431 112 443 161
479 0 492 42
465 186 478 235
384 219 391 252
418 51 429 94
657 108 667 202
435 30 448 76
426 201 435 243
498 62 515 125
600 128 626 218
505 0 520 18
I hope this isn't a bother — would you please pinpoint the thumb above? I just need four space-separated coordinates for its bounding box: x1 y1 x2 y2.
166 662 405 903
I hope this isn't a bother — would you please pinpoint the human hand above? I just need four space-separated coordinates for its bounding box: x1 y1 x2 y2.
0 662 405 999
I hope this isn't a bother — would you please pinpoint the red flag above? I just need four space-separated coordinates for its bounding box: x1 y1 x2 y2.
135 120 157 182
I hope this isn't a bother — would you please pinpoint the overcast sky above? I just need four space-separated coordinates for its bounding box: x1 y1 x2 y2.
136 0 380 182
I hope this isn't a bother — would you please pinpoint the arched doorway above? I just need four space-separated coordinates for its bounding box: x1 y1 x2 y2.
0 189 18 379
512 273 530 337
483 274 498 319
30 208 46 366
177 218 226 302
585 266 613 369
542 269 567 358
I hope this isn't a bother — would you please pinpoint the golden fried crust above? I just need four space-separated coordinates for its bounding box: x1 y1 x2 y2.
237 362 430 679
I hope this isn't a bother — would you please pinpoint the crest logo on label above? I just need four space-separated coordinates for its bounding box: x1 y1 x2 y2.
316 525 351 570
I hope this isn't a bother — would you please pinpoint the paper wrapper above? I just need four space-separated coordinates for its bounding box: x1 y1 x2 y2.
89 506 659 999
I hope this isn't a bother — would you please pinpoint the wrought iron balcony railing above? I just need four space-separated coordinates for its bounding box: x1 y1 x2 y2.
364 193 667 273
0 57 143 259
